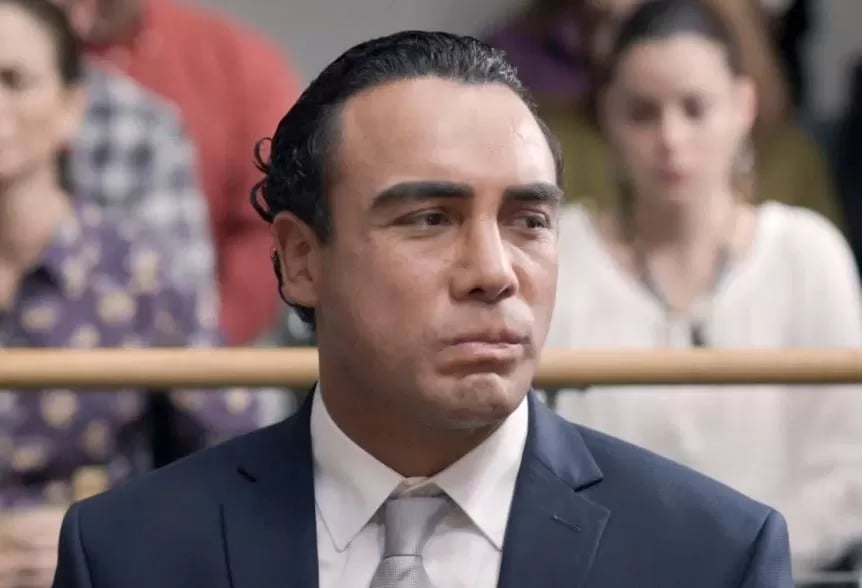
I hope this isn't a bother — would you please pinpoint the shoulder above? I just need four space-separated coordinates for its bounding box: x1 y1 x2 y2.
56 423 289 580
81 62 192 162
577 423 779 540
84 61 183 127
760 202 853 265
72 420 285 532
571 423 791 583
527 404 788 580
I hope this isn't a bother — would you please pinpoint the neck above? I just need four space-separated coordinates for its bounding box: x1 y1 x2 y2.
317 354 498 478
627 186 737 254
0 167 71 273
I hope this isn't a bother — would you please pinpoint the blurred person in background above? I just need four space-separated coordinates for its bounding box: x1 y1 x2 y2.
56 0 301 345
0 0 259 582
545 0 862 575
834 59 862 275
70 59 216 314
760 0 810 111
489 0 843 229
487 0 591 103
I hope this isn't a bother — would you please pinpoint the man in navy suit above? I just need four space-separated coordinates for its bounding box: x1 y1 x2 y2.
53 30 793 587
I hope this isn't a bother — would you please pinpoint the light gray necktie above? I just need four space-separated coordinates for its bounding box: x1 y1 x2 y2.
369 494 452 588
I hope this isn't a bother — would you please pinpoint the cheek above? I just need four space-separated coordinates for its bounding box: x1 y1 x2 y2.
322 239 445 332
691 119 741 172
513 243 558 332
610 125 655 171
16 92 70 152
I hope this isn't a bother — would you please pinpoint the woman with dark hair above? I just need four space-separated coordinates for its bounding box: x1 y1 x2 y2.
0 0 257 582
489 0 842 227
546 0 862 575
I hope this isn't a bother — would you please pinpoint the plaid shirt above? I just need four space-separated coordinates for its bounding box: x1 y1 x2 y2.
71 62 216 306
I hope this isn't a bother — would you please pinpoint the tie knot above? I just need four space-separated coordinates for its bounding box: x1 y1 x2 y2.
381 494 452 557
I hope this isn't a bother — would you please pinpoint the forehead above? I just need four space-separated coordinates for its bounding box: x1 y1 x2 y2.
332 77 556 194
0 5 56 70
613 34 734 94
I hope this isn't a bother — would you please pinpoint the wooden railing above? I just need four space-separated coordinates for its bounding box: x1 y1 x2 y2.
1 347 860 587
0 347 860 389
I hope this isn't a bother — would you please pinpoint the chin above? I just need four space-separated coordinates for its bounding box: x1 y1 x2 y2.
428 372 528 429
647 180 699 203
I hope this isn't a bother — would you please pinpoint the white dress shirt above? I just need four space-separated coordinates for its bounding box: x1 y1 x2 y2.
311 388 528 588
547 202 862 571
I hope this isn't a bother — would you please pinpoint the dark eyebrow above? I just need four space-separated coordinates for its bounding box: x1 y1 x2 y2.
370 181 473 211
503 183 564 205
369 180 563 211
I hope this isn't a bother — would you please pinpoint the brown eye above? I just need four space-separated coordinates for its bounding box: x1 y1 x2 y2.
683 96 707 120
626 100 659 124
420 212 450 226
402 210 451 228
513 213 551 231
0 68 28 91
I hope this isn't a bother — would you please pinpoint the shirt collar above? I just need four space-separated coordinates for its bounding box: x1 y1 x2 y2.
430 396 527 550
310 385 528 553
37 204 102 298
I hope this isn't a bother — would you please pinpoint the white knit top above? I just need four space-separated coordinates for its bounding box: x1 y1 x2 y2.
547 201 862 570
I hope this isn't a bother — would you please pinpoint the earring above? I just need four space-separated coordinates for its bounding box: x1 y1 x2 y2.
734 138 756 176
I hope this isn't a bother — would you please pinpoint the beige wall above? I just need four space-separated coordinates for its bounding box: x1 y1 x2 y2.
189 0 862 119
189 0 530 83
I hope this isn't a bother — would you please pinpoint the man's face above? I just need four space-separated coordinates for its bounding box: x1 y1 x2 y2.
313 77 559 428
48 0 99 38
50 0 141 42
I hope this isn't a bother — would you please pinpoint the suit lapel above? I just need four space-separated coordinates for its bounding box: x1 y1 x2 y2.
499 393 610 588
221 395 319 588
218 390 609 588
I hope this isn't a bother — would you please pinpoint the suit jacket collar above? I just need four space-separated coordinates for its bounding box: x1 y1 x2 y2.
498 394 610 588
221 392 318 588
221 391 609 588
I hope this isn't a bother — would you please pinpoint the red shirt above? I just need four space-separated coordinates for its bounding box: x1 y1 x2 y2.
88 0 301 344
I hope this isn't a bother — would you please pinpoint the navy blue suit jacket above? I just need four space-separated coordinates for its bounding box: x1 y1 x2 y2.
53 393 793 587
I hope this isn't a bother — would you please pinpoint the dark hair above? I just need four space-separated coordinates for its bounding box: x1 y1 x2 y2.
604 0 754 232
251 30 563 326
1 0 83 192
0 0 83 85
602 0 743 86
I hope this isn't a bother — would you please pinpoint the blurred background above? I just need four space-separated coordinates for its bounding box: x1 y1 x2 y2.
0 0 861 585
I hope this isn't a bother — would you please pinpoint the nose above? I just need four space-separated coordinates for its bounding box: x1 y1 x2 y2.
657 109 687 153
450 217 518 304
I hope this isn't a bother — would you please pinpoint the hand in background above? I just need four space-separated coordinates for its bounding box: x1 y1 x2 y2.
0 506 65 588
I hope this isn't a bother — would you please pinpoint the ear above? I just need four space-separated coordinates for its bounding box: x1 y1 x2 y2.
58 84 88 145
734 76 758 137
271 211 322 311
